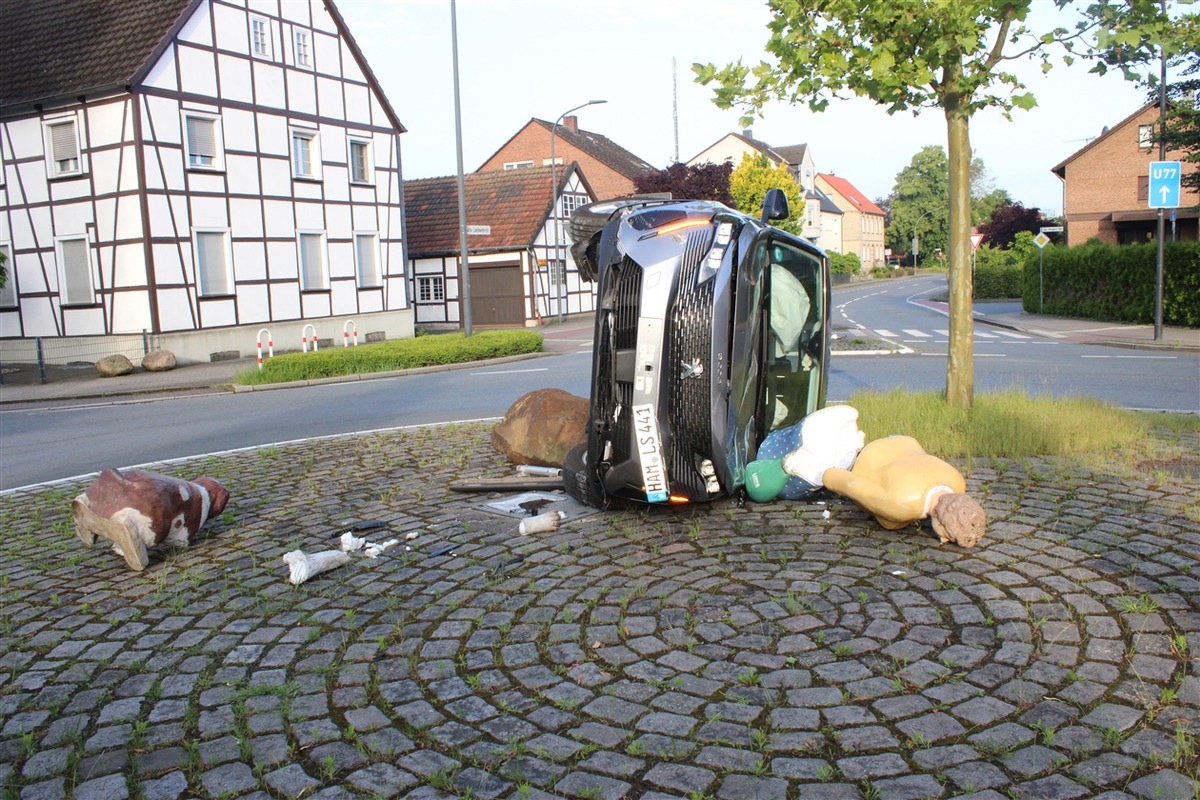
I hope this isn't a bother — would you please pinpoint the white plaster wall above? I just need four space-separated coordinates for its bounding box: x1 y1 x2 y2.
110 291 153 333
213 2 250 56
229 198 265 239
266 240 297 280
217 54 254 105
177 0 213 45
269 282 300 318
232 241 266 281
226 154 262 195
201 297 237 328
236 284 269 323
286 71 317 116
179 46 219 97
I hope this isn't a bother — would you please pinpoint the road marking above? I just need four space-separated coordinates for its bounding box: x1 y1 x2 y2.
934 329 950 337
1082 355 1178 359
470 367 550 375
996 330 1032 339
975 331 998 338
903 329 931 337
874 329 897 337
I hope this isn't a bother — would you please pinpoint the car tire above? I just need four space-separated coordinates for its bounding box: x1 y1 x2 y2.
567 198 670 282
562 442 606 509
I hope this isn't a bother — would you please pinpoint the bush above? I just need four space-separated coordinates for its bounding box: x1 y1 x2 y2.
827 251 862 275
973 262 1023 299
237 329 544 385
1022 241 1200 326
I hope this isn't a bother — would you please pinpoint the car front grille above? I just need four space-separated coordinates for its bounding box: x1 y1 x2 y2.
597 257 642 466
666 229 717 500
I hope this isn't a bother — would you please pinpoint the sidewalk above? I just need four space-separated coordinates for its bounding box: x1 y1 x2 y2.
0 309 1195 405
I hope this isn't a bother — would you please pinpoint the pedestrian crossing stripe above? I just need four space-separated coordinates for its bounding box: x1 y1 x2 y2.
903 329 930 337
872 327 1034 340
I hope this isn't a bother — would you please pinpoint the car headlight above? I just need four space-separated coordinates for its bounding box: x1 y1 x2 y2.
697 222 734 284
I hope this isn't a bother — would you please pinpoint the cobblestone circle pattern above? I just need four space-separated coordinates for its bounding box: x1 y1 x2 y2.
1 423 1197 800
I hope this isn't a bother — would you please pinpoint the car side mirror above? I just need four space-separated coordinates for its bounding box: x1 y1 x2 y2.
761 188 789 223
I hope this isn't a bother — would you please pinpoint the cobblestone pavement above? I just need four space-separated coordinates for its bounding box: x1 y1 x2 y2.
1 423 1198 800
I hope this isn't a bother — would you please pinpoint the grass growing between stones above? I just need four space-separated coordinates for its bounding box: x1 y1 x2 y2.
236 329 543 385
847 388 1197 460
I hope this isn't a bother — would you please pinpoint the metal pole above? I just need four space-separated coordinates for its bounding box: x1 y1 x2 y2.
1153 0 1167 340
550 100 606 324
451 0 472 337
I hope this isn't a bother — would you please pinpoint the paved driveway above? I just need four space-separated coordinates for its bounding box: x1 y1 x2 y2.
1 422 1197 799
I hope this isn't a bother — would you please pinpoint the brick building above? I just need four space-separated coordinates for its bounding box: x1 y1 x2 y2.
477 117 653 201
1051 102 1199 246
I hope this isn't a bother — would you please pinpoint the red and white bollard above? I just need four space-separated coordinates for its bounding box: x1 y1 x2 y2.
343 320 358 348
256 328 274 370
302 324 318 353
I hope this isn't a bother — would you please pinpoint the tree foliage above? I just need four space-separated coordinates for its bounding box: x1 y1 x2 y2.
886 145 950 261
632 161 734 204
695 0 1192 410
728 153 803 233
979 200 1055 249
1156 51 1200 191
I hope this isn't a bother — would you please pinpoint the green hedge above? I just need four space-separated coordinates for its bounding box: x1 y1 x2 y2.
973 263 1023 299
1022 241 1200 327
238 329 544 385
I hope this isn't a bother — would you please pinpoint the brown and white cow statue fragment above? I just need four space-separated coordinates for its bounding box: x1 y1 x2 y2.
73 468 230 571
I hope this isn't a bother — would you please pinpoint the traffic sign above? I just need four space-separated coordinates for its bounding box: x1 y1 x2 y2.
1039 226 1063 234
970 233 984 251
1034 232 1051 249
1149 161 1182 208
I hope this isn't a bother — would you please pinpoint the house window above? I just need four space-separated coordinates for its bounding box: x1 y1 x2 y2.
503 161 534 170
183 113 222 170
298 232 327 290
0 244 15 308
548 260 565 287
194 230 233 296
355 233 380 287
562 193 587 217
57 236 94 305
349 139 372 183
294 29 311 67
45 118 81 177
1138 124 1154 149
1138 175 1149 202
417 275 444 302
251 16 272 58
291 128 320 179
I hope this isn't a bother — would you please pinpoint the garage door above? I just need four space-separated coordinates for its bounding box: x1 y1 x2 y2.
469 262 525 326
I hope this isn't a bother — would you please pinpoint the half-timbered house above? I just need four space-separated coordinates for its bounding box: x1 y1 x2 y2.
405 164 596 328
0 0 411 364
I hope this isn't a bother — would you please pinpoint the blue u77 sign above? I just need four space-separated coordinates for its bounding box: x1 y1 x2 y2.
1148 161 1182 209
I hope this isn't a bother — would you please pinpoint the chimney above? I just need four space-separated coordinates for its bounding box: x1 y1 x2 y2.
564 115 579 133
742 128 753 139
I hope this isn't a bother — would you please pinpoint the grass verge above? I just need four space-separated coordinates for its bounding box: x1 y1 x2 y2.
848 388 1197 461
236 329 543 385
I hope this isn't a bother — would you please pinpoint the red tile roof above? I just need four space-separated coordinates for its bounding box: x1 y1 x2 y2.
818 173 885 215
405 165 572 255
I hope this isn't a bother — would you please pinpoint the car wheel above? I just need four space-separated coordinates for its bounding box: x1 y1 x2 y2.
562 442 606 509
567 198 670 282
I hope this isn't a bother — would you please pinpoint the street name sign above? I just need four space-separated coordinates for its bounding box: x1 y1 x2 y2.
1148 161 1182 209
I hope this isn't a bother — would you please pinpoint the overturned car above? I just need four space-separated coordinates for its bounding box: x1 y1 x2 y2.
562 189 830 509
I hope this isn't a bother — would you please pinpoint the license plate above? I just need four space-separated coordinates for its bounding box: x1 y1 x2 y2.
633 404 669 502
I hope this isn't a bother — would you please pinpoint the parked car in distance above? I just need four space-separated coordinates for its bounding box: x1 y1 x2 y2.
562 189 830 509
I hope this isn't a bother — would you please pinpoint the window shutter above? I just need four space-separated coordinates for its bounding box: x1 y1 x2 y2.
61 238 92 303
196 232 230 295
50 121 78 162
356 234 378 285
187 117 216 160
300 233 324 288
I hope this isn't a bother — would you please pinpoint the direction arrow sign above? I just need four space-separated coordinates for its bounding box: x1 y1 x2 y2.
1148 161 1182 209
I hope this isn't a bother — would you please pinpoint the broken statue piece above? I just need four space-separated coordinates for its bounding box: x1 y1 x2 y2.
518 510 566 535
73 467 230 571
822 435 987 548
283 549 351 585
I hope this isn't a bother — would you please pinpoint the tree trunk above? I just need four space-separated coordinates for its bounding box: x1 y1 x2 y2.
943 84 975 410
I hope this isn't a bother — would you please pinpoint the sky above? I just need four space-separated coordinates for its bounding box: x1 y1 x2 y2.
336 0 1170 217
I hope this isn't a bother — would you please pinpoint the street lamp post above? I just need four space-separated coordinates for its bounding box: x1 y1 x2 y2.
549 100 606 323
911 209 933 269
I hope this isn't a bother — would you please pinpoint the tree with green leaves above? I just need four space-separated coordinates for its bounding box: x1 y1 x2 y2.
1156 51 1200 191
729 153 803 233
696 0 1191 409
886 146 950 262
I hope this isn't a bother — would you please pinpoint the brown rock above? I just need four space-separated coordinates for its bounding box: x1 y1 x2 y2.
95 354 134 377
492 388 588 467
142 350 177 372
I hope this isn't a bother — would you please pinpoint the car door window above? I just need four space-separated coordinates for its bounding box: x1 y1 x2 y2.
765 239 824 431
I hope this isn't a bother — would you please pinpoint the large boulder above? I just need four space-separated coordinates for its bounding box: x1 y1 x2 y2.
492 389 588 467
95 354 134 377
142 350 177 372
